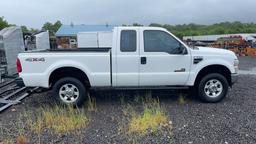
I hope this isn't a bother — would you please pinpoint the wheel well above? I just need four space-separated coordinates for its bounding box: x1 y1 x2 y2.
49 67 90 88
195 65 231 86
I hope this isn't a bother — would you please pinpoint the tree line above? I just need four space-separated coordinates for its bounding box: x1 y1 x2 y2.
1 16 256 38
0 17 62 36
149 22 256 38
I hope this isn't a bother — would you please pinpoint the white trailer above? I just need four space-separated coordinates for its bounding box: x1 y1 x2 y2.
0 26 24 75
77 32 113 48
35 31 50 50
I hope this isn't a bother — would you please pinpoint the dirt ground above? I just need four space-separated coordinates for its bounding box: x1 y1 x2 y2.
1 56 256 144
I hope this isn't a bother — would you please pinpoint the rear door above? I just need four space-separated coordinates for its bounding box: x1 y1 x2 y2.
139 29 191 86
114 28 140 86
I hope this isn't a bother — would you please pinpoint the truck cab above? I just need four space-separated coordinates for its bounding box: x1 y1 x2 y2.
112 27 191 87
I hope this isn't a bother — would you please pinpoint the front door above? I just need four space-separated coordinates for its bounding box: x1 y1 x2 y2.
139 30 191 86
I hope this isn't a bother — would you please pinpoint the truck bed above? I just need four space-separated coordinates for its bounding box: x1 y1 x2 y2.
18 48 112 88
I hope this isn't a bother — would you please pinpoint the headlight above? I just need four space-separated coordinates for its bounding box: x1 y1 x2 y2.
234 59 239 73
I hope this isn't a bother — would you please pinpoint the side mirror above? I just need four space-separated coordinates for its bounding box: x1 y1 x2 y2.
180 44 188 55
182 47 188 55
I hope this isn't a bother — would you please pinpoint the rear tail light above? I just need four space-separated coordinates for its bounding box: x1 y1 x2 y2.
16 58 22 73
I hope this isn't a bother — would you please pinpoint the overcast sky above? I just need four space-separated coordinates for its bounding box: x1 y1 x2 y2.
1 0 256 28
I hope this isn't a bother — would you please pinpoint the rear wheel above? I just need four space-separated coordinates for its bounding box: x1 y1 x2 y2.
52 77 87 107
197 73 229 102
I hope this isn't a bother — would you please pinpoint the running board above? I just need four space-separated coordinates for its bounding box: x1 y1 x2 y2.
90 86 189 90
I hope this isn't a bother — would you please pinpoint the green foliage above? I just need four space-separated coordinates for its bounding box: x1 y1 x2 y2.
149 21 256 38
132 23 143 26
21 25 29 33
42 20 62 36
21 25 39 34
0 16 9 30
122 23 144 26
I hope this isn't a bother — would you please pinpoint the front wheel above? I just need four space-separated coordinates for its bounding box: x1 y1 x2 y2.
52 77 87 107
197 73 229 102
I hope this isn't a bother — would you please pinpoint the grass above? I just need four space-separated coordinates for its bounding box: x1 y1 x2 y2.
118 91 173 143
1 90 175 143
128 107 168 134
16 134 28 144
16 114 29 144
29 106 88 143
122 91 172 136
178 93 186 105
87 92 97 111
0 114 29 144
0 105 88 144
35 106 88 133
1 139 14 144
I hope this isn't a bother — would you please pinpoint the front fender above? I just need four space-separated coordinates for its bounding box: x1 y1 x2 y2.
186 59 234 86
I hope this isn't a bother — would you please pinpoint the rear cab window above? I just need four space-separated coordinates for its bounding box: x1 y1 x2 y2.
120 30 137 52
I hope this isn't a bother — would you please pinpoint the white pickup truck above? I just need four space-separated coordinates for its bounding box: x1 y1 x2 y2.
16 27 239 106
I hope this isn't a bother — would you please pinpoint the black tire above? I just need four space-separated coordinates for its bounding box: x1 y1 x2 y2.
197 73 229 103
52 77 87 107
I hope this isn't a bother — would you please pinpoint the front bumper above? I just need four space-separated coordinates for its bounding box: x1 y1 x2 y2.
16 78 25 87
231 73 239 85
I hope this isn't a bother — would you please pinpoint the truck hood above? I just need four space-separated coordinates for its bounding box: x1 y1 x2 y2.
191 46 237 58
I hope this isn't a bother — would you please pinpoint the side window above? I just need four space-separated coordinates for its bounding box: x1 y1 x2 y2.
144 30 184 54
120 30 136 52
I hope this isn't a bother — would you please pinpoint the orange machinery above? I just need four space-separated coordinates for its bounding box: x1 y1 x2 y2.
211 36 256 56
242 41 256 56
243 46 256 56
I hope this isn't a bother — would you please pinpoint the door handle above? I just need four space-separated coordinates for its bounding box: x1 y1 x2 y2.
141 57 147 65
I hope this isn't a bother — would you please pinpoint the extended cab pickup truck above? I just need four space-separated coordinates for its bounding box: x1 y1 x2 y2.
16 27 239 106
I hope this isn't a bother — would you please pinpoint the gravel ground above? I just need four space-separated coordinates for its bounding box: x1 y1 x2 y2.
238 56 256 70
0 56 256 144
